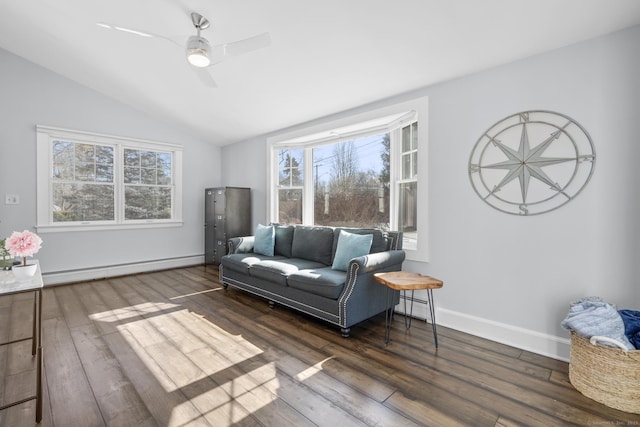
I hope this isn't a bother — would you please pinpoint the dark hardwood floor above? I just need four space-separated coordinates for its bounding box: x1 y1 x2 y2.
0 265 638 426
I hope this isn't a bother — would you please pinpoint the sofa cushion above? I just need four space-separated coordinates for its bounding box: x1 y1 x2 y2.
291 226 334 265
287 267 347 299
250 258 326 286
333 227 387 255
274 225 295 257
332 230 373 271
254 224 275 256
222 253 286 275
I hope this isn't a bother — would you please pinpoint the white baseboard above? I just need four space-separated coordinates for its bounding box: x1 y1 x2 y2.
395 299 570 361
42 255 205 286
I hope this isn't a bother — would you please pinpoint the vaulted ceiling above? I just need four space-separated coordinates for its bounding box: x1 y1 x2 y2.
2 0 640 146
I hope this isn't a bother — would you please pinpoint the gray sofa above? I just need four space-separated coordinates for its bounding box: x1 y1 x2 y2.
219 225 405 337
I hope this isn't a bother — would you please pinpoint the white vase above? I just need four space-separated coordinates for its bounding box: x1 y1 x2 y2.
12 264 37 282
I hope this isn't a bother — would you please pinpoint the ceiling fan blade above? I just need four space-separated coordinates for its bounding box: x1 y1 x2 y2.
209 32 271 66
192 67 218 88
96 22 183 48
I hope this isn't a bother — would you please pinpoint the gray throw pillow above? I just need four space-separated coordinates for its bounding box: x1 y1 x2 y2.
331 230 373 271
254 224 275 256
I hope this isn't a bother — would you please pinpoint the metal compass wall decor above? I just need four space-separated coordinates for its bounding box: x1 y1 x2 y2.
468 110 595 215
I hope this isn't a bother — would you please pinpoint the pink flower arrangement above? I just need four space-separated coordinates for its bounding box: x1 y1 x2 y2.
5 230 43 266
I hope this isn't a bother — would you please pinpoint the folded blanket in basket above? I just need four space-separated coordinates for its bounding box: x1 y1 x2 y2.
619 309 640 349
561 296 634 350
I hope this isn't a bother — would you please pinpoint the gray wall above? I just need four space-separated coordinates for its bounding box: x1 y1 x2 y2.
221 25 640 359
0 48 221 275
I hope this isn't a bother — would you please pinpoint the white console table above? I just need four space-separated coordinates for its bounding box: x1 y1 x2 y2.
0 261 43 423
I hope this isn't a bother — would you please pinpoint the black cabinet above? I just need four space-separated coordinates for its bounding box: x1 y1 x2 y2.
204 187 251 265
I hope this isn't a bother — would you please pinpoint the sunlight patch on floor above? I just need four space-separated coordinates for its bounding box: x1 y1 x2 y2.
295 356 335 381
89 301 182 322
169 288 223 300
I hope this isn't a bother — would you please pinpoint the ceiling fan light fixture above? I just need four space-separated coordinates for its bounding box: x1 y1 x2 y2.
186 35 211 67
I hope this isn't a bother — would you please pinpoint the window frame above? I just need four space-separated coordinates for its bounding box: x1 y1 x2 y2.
267 96 429 262
36 125 183 233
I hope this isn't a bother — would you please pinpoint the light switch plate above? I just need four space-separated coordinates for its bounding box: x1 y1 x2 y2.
5 194 19 205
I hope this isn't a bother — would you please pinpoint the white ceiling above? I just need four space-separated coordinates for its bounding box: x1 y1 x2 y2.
2 1 640 146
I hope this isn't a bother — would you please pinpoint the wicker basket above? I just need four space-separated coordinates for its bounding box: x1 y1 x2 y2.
569 332 640 413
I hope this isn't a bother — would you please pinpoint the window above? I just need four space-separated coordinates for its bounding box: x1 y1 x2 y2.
268 97 428 259
398 122 418 242
277 148 304 223
37 126 183 232
311 135 390 229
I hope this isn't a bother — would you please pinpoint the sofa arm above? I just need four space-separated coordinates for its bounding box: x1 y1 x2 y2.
349 250 406 274
227 236 255 254
337 250 405 330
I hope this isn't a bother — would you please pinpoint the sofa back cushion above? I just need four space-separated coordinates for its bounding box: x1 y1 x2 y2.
274 225 295 257
291 226 334 265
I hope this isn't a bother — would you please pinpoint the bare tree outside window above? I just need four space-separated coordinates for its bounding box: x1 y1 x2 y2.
313 135 390 229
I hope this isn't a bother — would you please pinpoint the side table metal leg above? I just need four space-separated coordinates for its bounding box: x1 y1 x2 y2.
384 288 392 345
427 288 438 348
404 290 415 329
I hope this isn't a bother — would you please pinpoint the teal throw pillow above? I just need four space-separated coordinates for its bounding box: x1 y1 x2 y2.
254 224 275 256
331 230 373 271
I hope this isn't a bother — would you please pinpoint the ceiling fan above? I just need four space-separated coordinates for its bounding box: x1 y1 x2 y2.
97 12 271 88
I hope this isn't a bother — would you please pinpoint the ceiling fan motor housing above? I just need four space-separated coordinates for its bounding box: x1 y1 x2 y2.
186 35 211 67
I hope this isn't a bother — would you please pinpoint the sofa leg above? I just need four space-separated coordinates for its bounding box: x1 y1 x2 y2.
340 328 350 338
268 300 275 308
222 283 228 290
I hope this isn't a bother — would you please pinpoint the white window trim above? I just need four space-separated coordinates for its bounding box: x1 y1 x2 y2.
36 125 183 233
266 96 429 262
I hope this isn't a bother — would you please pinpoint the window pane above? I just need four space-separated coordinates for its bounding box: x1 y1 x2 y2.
141 168 157 185
75 144 95 163
52 141 74 180
53 164 73 180
157 151 172 184
279 149 303 186
402 126 411 152
398 181 417 234
75 162 95 181
96 165 113 182
140 151 156 168
124 167 140 184
278 189 302 224
411 122 418 150
157 152 171 168
125 186 172 220
312 134 389 229
402 153 411 180
411 152 417 179
124 148 173 220
96 146 114 164
52 183 114 222
124 149 140 167
157 167 171 185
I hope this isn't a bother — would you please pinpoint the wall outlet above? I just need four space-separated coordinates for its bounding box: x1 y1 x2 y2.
5 194 19 205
